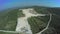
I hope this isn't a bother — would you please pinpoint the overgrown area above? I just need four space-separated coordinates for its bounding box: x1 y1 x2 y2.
0 8 25 31
18 10 25 17
27 16 49 34
0 9 17 31
34 8 49 14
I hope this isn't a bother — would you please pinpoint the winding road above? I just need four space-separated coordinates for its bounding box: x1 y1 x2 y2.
37 14 52 34
15 8 47 34
0 8 52 34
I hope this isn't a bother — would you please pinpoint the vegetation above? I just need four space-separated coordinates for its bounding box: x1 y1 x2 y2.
0 32 19 34
34 8 49 14
27 16 49 34
33 7 60 34
18 10 25 17
0 9 18 31
0 8 25 31
48 15 60 34
42 27 57 34
47 8 60 34
0 6 60 34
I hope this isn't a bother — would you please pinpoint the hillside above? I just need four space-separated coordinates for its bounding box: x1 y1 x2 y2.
0 6 60 34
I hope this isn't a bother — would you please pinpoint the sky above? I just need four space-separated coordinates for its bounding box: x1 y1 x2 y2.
0 0 60 10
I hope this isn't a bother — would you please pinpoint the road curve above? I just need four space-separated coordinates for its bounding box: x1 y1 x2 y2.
0 30 18 33
37 14 52 34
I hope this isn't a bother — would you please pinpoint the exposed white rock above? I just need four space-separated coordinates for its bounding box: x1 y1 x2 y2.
16 8 46 34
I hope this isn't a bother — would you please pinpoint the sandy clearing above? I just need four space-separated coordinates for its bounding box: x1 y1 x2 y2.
15 8 46 34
